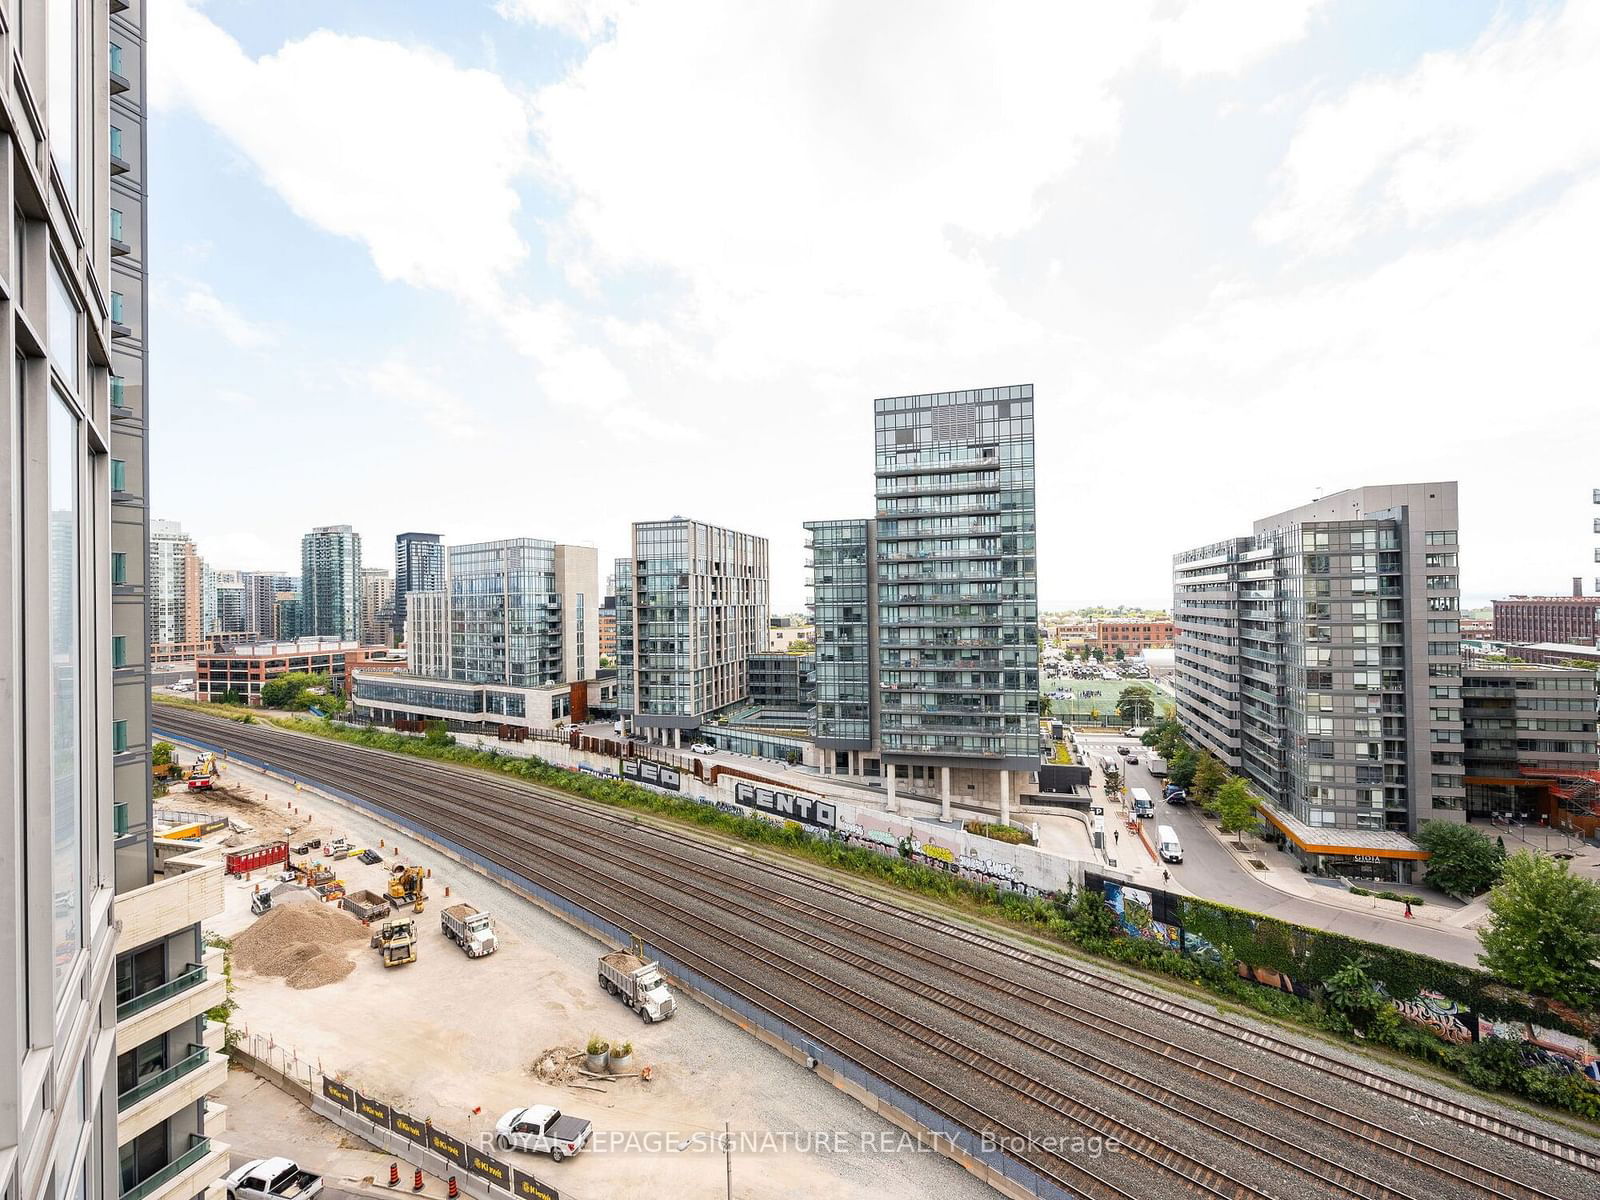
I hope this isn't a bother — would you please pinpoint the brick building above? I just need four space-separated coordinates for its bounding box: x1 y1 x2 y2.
1493 592 1600 646
1091 618 1174 654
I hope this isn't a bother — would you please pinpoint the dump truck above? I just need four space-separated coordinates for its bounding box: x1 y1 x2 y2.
598 949 676 1022
441 903 498 957
370 917 417 967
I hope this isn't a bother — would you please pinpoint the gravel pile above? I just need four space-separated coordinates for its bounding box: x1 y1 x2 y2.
235 900 363 990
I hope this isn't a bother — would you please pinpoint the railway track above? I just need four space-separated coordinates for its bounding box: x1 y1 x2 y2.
156 709 1600 1198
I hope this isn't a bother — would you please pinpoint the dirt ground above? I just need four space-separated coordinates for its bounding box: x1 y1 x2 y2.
185 744 994 1200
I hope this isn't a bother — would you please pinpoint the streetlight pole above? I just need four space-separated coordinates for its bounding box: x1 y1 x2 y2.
724 1121 732 1200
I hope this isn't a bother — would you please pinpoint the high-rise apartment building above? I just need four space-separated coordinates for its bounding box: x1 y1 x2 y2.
1174 483 1463 880
242 571 293 639
448 539 598 686
359 567 395 646
804 385 1040 821
405 592 450 677
206 568 246 635
5 6 230 1198
615 519 770 746
300 524 362 640
148 520 203 646
394 532 445 640
598 593 618 660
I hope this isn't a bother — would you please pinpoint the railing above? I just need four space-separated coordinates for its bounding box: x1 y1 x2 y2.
117 1044 207 1111
120 1135 213 1200
117 964 205 1021
113 802 129 836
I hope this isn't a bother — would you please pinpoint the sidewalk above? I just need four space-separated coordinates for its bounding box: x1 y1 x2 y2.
221 1066 455 1198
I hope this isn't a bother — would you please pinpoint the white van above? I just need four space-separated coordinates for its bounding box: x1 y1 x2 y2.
1157 824 1183 864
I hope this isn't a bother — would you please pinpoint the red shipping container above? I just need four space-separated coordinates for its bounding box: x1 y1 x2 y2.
225 841 289 875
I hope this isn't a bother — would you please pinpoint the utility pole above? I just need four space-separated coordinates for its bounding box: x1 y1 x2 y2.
724 1121 733 1200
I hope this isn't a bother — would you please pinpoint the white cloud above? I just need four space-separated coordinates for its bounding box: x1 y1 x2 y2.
179 283 276 349
1257 1 1600 253
495 0 630 40
1158 0 1327 80
151 0 534 303
355 360 482 441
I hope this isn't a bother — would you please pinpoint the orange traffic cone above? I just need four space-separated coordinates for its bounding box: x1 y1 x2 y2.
447 1177 459 1199
412 1168 424 1192
387 1162 399 1188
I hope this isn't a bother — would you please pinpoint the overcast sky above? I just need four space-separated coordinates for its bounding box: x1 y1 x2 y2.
148 0 1599 613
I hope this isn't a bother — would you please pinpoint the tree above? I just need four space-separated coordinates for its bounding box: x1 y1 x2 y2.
788 639 814 654
217 689 244 707
423 720 454 747
1166 747 1197 790
1103 765 1123 797
1113 647 1126 662
151 741 175 767
1478 852 1600 1007
1416 821 1505 898
1090 647 1106 662
1191 752 1226 808
1216 777 1256 847
1116 684 1156 726
1322 956 1391 1035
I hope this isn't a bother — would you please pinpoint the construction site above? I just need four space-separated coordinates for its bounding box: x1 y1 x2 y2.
169 744 993 1200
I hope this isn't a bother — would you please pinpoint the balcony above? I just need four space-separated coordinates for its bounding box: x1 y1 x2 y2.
119 1045 208 1112
115 859 224 953
118 964 206 1023
120 1135 229 1200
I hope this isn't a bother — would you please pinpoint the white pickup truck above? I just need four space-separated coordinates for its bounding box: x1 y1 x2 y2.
494 1105 593 1163
225 1157 324 1199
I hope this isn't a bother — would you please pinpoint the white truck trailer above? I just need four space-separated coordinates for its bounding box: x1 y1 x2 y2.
598 949 677 1022
441 902 498 957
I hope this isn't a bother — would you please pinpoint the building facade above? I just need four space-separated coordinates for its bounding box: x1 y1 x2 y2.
404 591 449 678
1492 592 1600 646
1462 662 1598 823
241 571 292 641
598 593 617 660
196 639 391 705
205 568 245 636
300 524 362 640
1090 618 1174 654
1174 483 1463 880
148 520 202 647
393 532 444 641
5 4 231 1198
767 620 815 653
447 539 597 687
748 652 817 710
359 567 394 647
615 519 770 745
800 386 1040 821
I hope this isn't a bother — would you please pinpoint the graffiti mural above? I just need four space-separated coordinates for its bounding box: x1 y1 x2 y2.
1478 1019 1600 1082
1391 988 1474 1045
1105 884 1180 949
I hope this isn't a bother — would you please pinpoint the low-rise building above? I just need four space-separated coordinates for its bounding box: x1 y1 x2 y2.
1462 662 1598 832
767 619 815 653
1493 591 1600 646
195 639 392 705
352 671 617 733
748 652 817 710
1090 618 1173 655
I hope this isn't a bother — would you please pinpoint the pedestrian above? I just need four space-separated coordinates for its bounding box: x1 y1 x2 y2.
1403 900 1413 919
1162 869 1170 886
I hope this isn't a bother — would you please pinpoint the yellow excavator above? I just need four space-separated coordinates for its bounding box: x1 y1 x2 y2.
387 864 427 913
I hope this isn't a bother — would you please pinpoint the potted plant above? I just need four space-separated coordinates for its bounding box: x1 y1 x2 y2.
584 1036 609 1073
607 1040 634 1074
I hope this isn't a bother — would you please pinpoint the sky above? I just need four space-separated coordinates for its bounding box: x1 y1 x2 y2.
147 0 1600 613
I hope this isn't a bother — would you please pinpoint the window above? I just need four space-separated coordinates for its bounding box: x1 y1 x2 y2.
1424 531 1458 546
110 124 123 160
112 720 127 754
110 207 123 243
112 552 126 585
110 291 124 324
48 0 79 203
110 374 125 408
110 458 126 492
110 42 124 76
48 260 79 391
48 394 82 999
112 635 126 668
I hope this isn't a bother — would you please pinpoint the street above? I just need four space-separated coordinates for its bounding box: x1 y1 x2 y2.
1075 733 1483 965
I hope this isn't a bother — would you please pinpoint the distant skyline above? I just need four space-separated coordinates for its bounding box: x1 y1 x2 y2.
149 1 1599 612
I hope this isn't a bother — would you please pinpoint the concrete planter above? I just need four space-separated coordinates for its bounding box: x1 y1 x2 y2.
584 1050 609 1073
607 1048 633 1074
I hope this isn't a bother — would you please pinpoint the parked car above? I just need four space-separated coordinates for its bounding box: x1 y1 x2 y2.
495 1105 593 1162
1157 824 1184 864
225 1157 323 1199
1164 788 1189 806
689 742 716 755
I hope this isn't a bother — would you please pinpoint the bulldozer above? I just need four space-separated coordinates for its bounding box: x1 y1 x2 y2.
387 863 427 913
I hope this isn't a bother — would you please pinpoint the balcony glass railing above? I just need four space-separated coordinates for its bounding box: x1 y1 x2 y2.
111 126 124 158
113 802 129 836
110 43 125 76
117 964 205 1021
117 1044 207 1111
121 1135 213 1200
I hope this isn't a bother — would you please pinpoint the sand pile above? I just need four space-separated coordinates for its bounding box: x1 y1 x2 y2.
234 900 365 990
